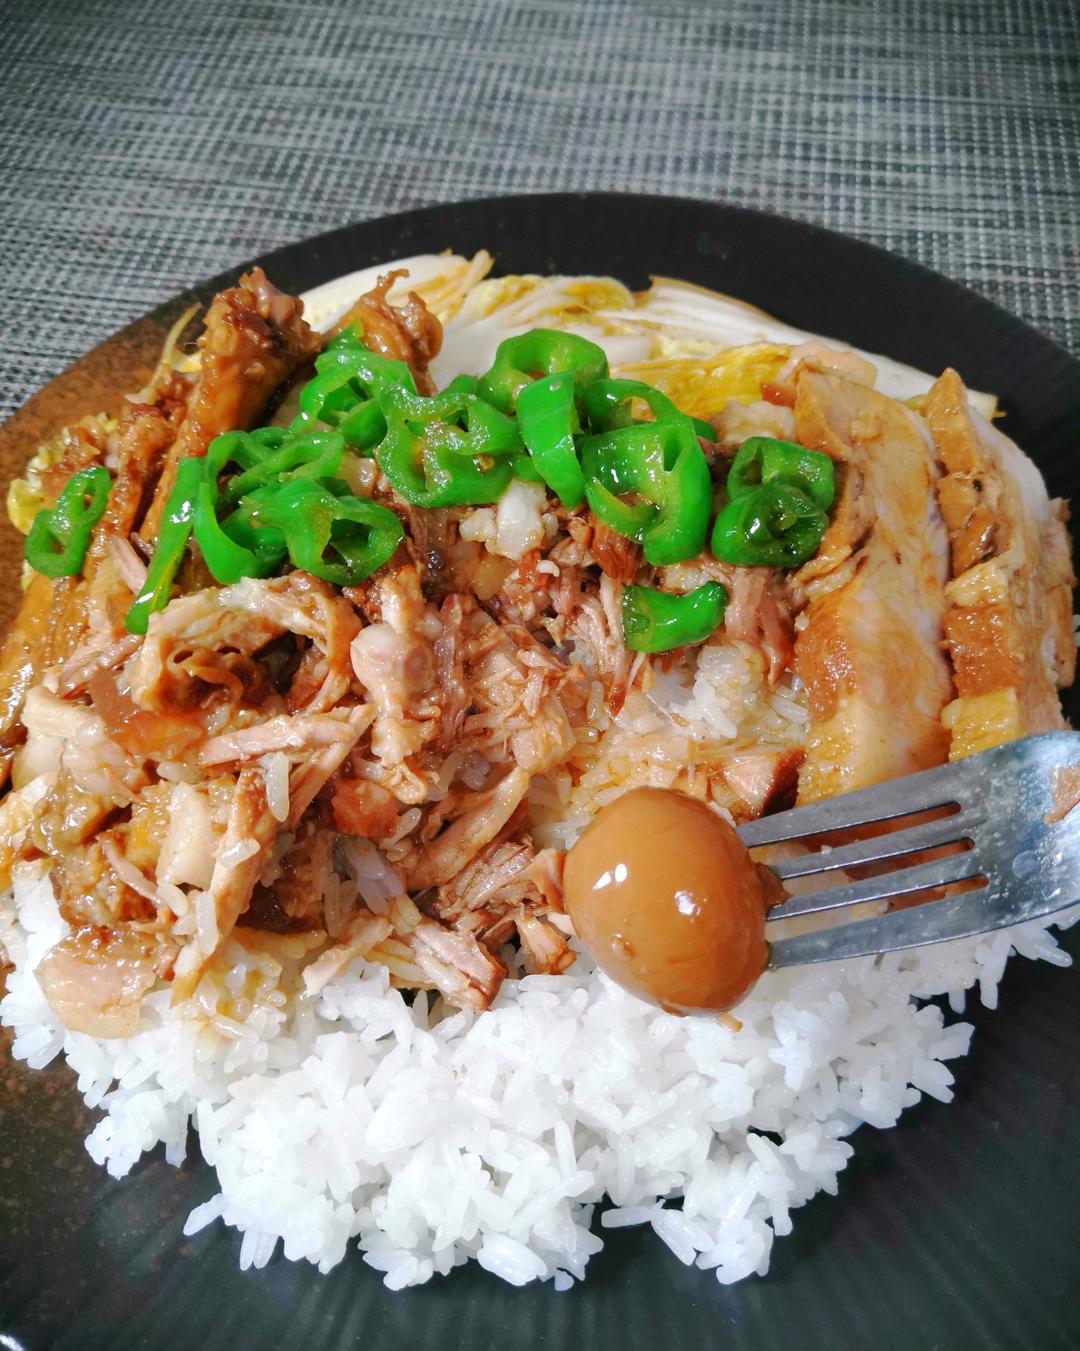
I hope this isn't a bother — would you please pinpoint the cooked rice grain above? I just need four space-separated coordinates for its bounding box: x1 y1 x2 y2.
3 857 1075 1287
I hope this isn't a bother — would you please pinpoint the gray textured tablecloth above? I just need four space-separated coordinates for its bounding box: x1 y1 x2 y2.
1 0 1077 423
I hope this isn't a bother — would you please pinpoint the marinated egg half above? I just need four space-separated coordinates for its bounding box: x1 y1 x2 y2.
563 788 773 1013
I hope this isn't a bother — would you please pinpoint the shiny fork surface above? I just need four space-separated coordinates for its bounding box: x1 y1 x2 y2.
735 732 1080 968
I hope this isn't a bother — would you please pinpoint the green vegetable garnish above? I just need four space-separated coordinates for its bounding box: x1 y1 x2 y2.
726 436 835 511
580 417 712 566
240 478 403 587
621 582 728 653
711 482 827 568
516 371 584 508
124 457 202 634
477 328 609 415
24 465 111 579
376 385 521 508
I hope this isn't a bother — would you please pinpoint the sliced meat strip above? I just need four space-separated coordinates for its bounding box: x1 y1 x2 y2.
286 704 375 829
171 767 279 997
199 713 360 766
141 268 319 536
408 767 531 891
128 572 359 716
791 369 954 802
349 564 440 787
925 367 1075 758
381 894 505 1012
302 909 394 996
0 777 52 891
516 910 575 975
431 839 539 924
590 519 641 584
723 567 794 685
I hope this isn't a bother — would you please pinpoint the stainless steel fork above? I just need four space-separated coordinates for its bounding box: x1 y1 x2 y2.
736 732 1080 968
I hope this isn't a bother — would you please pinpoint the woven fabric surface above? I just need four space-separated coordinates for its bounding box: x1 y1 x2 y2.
1 0 1077 423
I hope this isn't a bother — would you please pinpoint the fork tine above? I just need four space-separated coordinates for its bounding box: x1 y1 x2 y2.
736 758 973 849
745 731 1080 969
766 849 982 921
769 811 980 881
766 881 1055 966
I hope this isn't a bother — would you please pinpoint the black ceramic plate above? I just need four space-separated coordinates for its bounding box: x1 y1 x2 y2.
2 194 1079 1351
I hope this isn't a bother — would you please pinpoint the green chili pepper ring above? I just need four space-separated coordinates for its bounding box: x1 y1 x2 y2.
621 581 728 653
711 482 828 569
242 478 404 587
24 465 111 579
712 436 835 569
477 329 609 415
125 456 203 635
581 377 683 431
581 418 711 567
516 372 585 508
377 386 519 508
727 436 835 511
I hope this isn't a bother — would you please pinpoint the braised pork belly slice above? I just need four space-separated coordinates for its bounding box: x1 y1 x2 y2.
926 368 1075 758
791 370 954 802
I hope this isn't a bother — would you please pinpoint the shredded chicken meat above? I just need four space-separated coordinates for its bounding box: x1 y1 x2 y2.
0 264 1071 1039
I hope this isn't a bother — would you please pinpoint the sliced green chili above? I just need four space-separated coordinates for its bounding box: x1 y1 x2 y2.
377 385 520 508
580 417 711 566
193 474 292 584
727 436 835 511
477 329 609 414
216 505 288 578
218 430 345 508
711 482 827 568
516 371 584 507
292 346 418 453
124 457 202 635
692 418 717 442
241 478 403 587
580 378 682 432
621 581 728 653
24 464 111 578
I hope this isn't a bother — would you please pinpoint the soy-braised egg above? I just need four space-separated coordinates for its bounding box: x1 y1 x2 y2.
563 788 774 1014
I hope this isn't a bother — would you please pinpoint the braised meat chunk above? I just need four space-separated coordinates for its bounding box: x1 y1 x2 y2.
926 367 1075 757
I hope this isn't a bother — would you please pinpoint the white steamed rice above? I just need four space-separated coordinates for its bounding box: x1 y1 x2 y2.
4 256 1074 1290
2 849 1075 1290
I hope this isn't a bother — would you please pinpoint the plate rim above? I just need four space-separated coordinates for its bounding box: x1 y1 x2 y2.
3 189 1080 1351
6 190 1079 465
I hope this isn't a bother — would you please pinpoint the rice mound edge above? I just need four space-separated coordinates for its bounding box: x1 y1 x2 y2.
3 858 1075 1290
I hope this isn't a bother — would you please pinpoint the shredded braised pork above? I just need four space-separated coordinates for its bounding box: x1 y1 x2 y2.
0 272 652 1034
1 267 1070 1039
